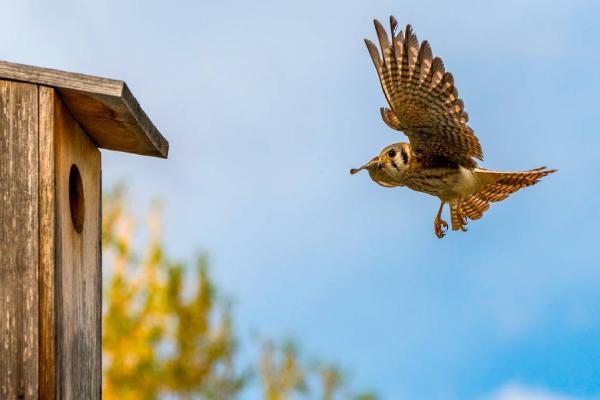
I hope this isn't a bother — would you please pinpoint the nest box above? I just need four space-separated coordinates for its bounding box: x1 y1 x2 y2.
0 60 169 399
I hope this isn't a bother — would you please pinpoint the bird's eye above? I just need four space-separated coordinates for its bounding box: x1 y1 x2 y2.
388 149 396 158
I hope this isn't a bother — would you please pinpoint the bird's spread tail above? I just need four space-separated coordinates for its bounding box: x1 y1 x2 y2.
449 167 556 230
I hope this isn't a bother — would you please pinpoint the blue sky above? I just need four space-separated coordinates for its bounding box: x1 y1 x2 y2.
2 0 600 398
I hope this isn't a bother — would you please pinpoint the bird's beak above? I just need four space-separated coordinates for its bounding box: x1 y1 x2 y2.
350 157 380 175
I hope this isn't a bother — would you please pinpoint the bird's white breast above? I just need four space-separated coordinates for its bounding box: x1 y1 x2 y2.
451 167 479 196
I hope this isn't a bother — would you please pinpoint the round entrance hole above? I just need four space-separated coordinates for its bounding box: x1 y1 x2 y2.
69 164 84 233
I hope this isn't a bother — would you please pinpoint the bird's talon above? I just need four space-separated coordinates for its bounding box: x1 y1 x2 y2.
434 218 448 239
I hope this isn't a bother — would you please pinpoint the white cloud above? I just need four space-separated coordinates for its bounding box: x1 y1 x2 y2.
484 383 592 400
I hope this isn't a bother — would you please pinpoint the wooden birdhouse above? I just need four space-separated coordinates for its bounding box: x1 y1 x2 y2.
0 61 169 399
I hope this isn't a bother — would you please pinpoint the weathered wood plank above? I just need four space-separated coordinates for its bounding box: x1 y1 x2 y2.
0 61 122 95
0 60 168 158
54 92 102 399
0 80 39 399
38 86 57 400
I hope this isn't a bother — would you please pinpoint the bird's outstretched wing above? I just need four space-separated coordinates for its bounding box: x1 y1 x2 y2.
365 17 482 168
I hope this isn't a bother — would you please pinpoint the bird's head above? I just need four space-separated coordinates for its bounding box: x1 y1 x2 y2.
350 143 410 180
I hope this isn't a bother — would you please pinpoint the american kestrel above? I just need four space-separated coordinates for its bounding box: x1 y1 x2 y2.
351 17 556 238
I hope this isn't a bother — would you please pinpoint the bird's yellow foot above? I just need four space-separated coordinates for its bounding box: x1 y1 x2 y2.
434 218 448 239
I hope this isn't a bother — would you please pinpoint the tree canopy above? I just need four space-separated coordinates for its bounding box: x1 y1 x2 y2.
102 186 377 400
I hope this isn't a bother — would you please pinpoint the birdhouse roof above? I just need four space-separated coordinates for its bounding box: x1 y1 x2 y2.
0 60 168 158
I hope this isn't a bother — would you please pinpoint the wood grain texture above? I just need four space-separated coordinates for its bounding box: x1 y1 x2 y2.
0 60 168 158
54 92 102 399
0 80 39 399
38 86 57 400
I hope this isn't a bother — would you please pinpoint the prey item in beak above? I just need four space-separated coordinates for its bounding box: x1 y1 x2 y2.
350 166 365 175
350 157 380 175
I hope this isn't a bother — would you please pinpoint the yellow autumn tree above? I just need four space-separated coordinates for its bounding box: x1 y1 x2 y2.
102 185 378 399
260 341 377 400
102 186 244 399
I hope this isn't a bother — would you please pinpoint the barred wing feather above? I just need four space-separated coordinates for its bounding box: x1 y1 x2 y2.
365 17 482 168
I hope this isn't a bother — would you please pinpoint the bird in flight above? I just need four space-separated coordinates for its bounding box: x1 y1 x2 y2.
351 16 556 238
